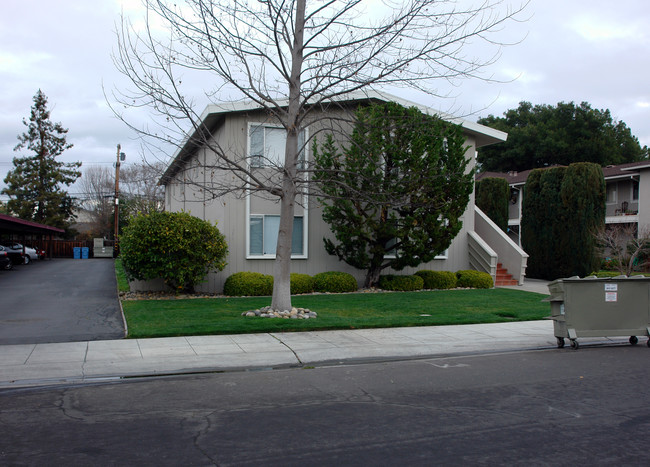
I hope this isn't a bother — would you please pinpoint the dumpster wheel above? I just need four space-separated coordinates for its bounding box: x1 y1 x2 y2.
629 336 638 346
556 337 565 348
570 339 579 350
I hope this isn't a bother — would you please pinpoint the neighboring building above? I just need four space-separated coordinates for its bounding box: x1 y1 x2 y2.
476 160 650 246
151 91 528 293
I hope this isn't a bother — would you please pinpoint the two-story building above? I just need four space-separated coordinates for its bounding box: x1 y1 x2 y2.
149 91 528 293
476 160 650 247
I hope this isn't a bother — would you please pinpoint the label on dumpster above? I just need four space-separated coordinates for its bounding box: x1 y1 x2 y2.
605 292 618 302
604 283 618 291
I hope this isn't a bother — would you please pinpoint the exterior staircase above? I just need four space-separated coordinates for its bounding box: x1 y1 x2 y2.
495 263 518 287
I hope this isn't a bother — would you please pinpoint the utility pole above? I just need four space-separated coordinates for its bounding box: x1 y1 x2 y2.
114 144 125 256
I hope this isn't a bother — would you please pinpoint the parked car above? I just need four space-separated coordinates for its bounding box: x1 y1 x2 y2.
29 245 46 260
0 243 37 264
0 244 25 265
0 246 13 270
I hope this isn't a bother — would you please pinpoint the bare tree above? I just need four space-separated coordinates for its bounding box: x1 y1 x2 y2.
595 224 650 276
78 162 165 238
111 0 527 311
77 165 114 238
120 161 166 215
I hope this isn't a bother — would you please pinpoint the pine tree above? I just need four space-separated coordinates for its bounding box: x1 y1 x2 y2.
2 90 81 229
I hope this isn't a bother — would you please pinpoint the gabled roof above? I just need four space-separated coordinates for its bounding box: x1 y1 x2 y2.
159 90 508 185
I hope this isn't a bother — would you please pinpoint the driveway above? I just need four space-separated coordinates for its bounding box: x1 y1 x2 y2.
0 259 125 345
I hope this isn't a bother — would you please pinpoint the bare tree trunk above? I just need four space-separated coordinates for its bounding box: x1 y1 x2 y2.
270 0 305 311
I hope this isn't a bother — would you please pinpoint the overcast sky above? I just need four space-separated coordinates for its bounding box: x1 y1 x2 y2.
1 0 649 201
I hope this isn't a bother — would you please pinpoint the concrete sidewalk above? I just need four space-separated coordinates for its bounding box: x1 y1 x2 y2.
0 320 634 389
0 279 632 389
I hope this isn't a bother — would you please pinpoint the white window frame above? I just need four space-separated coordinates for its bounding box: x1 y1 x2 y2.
246 123 309 259
248 123 306 168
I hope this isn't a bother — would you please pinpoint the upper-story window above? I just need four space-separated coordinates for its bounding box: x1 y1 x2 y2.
632 180 639 201
249 124 305 168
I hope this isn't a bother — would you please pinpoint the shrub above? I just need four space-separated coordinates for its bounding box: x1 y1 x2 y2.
475 177 510 232
291 273 315 295
223 272 273 296
313 271 358 293
120 211 228 293
456 270 494 289
415 270 457 289
379 274 424 291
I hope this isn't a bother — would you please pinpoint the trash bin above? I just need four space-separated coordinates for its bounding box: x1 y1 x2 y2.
81 247 89 259
73 247 81 259
545 275 650 349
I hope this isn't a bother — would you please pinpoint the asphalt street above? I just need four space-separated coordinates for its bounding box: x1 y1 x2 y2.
1 346 648 465
0 259 125 344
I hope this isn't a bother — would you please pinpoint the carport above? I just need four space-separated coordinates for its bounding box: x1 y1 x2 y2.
0 213 64 259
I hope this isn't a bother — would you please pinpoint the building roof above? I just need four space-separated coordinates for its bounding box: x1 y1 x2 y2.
477 160 650 187
159 90 508 185
0 213 65 235
475 169 533 186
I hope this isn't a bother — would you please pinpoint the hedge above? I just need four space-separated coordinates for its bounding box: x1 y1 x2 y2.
223 272 273 296
379 274 424 291
456 270 494 289
313 271 358 293
415 270 457 289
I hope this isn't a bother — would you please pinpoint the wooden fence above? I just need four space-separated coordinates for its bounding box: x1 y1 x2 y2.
48 240 114 258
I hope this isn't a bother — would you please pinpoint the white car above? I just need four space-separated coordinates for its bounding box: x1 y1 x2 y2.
3 243 38 264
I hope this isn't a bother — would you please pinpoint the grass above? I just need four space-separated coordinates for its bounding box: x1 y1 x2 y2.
121 288 550 338
114 258 130 293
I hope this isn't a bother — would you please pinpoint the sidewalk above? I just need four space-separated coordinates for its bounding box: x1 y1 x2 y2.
0 321 553 389
0 280 629 389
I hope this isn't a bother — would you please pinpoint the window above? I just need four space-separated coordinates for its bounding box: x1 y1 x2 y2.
632 181 639 201
249 124 305 168
606 183 617 204
249 215 304 257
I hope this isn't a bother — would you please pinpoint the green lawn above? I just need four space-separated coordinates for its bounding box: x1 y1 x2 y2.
122 288 550 338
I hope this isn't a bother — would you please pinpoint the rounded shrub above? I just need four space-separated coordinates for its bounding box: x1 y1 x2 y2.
291 273 315 295
379 274 424 291
223 272 273 296
313 271 358 293
120 211 228 293
456 270 494 289
415 270 457 289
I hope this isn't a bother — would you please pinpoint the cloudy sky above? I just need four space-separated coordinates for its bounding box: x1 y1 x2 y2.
1 0 649 201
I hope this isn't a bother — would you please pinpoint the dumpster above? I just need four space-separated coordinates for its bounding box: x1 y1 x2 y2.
73 247 81 259
545 275 650 349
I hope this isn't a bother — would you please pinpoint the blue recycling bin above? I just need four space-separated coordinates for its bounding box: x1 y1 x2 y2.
81 247 89 259
73 247 81 259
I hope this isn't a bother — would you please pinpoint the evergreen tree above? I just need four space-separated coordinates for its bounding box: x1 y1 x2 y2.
475 177 510 232
314 102 474 288
2 90 81 229
478 101 648 172
559 163 606 277
522 164 604 280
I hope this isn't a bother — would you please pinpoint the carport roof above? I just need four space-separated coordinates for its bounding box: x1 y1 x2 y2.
0 213 65 235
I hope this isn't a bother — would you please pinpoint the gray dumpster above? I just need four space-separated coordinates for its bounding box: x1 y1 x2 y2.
545 275 650 349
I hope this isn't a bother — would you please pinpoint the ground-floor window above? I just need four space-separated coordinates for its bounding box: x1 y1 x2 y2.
249 215 304 257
